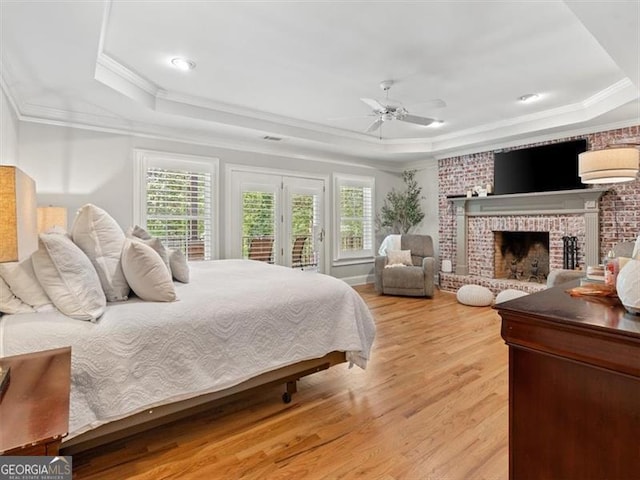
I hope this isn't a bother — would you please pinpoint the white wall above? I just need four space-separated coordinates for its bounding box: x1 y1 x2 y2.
18 121 403 280
0 85 19 165
413 163 440 260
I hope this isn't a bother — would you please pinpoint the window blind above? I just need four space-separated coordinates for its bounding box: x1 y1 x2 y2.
334 175 375 260
146 167 212 260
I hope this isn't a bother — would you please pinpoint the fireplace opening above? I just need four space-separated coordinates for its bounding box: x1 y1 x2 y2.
494 231 550 283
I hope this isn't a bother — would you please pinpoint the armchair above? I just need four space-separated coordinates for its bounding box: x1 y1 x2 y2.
374 234 436 297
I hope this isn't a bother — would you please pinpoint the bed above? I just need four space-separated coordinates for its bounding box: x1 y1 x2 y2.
0 259 376 452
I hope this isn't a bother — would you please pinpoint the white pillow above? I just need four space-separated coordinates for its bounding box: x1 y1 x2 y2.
121 239 177 302
169 248 190 283
387 249 413 267
456 284 494 306
0 258 52 309
131 237 171 274
71 204 129 302
131 224 152 240
633 235 640 260
495 289 529 304
32 233 106 321
0 276 35 314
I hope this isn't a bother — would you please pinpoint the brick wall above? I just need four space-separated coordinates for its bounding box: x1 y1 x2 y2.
438 125 640 281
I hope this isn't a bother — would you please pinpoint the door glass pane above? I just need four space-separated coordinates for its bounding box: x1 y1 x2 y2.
242 191 275 263
290 192 319 270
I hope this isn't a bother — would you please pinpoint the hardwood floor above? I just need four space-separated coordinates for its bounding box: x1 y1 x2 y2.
72 285 508 480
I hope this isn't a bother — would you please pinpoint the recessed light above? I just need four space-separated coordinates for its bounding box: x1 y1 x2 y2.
429 120 444 128
518 93 540 103
170 57 196 71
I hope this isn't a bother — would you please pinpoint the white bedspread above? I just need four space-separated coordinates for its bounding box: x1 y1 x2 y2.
0 260 375 439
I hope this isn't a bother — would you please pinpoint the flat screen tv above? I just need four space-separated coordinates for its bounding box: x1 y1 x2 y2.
493 139 587 195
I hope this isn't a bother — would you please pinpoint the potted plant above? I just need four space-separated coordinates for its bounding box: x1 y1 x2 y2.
377 169 425 234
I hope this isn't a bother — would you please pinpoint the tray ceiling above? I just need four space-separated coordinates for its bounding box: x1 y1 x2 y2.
1 1 638 164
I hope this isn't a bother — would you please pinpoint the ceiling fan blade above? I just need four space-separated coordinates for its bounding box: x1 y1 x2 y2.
398 114 436 127
360 98 386 112
365 118 383 133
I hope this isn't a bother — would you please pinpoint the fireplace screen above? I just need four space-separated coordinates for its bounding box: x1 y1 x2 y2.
494 231 550 283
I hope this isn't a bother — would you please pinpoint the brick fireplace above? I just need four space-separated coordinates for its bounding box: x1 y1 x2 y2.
441 189 606 293
437 125 640 295
494 231 549 283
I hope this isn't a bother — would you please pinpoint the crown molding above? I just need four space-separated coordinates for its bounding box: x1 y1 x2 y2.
92 3 640 158
402 116 640 171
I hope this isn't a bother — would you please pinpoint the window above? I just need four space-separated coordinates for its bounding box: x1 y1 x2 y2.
333 174 374 262
134 150 218 260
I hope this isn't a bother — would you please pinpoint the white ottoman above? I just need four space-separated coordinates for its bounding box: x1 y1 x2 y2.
456 284 494 306
495 289 529 304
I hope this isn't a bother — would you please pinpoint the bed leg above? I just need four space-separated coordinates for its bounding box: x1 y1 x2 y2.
282 380 297 403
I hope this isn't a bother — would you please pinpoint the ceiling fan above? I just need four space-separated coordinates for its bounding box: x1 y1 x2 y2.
360 80 445 134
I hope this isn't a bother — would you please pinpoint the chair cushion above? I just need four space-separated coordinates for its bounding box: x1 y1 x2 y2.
456 285 494 306
401 234 434 259
382 265 424 289
495 289 529 304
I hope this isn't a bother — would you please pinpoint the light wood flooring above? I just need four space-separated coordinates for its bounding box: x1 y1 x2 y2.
73 285 508 480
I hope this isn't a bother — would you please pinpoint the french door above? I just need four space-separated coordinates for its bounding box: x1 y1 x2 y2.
228 169 326 272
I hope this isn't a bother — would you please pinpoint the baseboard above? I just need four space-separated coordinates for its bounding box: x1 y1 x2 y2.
340 274 374 286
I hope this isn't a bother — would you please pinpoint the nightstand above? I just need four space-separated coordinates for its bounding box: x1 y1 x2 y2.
0 347 71 456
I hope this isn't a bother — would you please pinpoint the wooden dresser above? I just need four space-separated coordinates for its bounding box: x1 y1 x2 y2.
496 283 640 480
0 347 71 456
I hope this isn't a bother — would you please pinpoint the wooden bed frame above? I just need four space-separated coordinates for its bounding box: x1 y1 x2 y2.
61 351 347 454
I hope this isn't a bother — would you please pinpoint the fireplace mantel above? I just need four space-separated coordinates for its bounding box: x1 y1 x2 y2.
449 189 608 275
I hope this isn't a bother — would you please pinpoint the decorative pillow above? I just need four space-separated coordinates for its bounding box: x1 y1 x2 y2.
0 276 35 314
32 233 106 321
169 248 190 283
121 239 177 302
495 289 529 304
71 204 129 302
131 236 171 274
387 249 413 267
456 284 494 306
131 225 152 241
0 258 52 309
129 225 190 282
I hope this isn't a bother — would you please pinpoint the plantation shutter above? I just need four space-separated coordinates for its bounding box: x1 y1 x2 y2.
145 166 212 260
334 175 374 260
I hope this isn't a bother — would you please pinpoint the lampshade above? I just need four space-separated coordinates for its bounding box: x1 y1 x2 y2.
0 166 38 262
578 147 639 184
37 206 68 233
